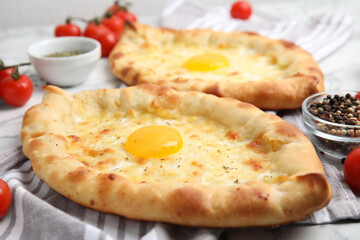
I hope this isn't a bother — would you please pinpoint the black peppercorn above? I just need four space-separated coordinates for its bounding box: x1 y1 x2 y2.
308 93 360 138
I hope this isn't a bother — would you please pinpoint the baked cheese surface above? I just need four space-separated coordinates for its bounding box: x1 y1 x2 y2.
68 111 283 185
130 44 285 82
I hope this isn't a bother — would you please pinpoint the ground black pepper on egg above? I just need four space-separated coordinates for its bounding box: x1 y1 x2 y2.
308 93 360 137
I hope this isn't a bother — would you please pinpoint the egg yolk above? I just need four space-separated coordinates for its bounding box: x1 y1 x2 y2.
125 125 183 158
184 53 229 71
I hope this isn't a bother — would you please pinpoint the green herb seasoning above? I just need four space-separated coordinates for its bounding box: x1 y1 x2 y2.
44 51 86 58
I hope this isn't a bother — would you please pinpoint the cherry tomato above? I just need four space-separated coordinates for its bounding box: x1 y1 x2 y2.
107 1 121 14
0 70 33 107
0 179 12 219
344 147 360 191
55 23 81 37
98 31 118 57
101 16 125 38
0 67 14 82
114 10 137 22
84 22 110 39
230 1 252 20
355 92 360 99
84 23 117 57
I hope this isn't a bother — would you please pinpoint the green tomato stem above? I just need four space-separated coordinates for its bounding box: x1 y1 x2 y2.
66 16 88 24
10 67 20 80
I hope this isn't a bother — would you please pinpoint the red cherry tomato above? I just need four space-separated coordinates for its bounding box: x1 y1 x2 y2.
84 22 110 39
0 71 33 107
355 92 360 99
0 67 14 82
101 16 125 38
107 2 121 14
0 179 12 219
98 31 118 57
84 23 118 57
230 1 252 20
344 148 360 191
55 23 81 37
114 10 137 22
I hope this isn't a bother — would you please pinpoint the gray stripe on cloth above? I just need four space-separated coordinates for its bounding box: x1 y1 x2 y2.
296 12 335 46
302 13 346 52
0 145 25 175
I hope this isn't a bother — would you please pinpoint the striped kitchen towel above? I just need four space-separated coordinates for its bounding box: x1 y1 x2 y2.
1 144 360 239
160 0 353 62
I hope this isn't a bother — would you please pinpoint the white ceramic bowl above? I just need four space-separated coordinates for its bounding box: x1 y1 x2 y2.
28 37 101 87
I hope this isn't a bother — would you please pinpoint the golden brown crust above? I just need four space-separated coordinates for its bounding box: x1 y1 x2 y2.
109 23 324 110
21 84 332 227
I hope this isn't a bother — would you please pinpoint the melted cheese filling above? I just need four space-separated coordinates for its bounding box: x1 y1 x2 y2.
131 44 286 82
67 110 284 185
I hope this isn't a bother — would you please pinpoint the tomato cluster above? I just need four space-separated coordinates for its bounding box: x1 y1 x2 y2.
54 1 137 57
0 61 33 107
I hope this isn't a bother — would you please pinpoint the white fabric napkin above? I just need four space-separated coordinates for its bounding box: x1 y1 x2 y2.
160 0 353 61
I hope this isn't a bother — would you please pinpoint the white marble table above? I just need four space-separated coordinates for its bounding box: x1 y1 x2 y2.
1 0 360 239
